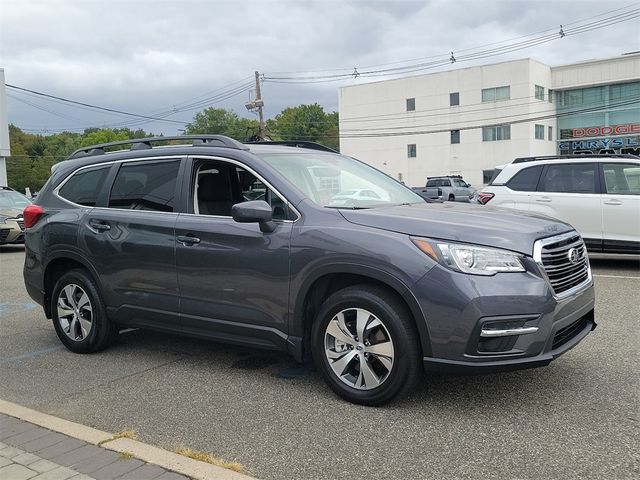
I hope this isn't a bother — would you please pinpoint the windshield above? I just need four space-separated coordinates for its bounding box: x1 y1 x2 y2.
258 152 424 208
0 191 31 209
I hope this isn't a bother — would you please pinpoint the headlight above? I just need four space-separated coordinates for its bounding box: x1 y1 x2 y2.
412 238 525 276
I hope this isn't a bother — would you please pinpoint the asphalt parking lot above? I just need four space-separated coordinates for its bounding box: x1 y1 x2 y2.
1 245 638 480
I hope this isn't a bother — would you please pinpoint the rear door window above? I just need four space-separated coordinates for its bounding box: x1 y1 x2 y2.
58 165 111 206
602 163 640 195
108 160 181 212
539 163 597 194
506 166 543 191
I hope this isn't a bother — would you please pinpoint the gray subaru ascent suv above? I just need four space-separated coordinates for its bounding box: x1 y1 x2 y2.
23 136 596 405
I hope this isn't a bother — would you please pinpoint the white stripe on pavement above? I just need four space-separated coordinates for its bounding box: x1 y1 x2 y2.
593 274 640 279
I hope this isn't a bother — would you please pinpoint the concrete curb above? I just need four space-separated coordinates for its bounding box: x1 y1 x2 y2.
0 399 256 480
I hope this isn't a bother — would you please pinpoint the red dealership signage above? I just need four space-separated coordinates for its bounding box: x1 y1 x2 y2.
573 123 640 138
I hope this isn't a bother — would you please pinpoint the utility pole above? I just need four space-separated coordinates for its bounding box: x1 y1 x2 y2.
245 71 266 140
254 71 265 140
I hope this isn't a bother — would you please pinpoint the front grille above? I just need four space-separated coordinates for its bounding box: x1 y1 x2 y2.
0 228 9 242
553 316 589 350
538 233 590 295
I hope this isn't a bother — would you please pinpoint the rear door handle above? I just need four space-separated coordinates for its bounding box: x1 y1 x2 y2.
89 220 111 232
536 196 552 203
177 234 201 246
603 199 623 205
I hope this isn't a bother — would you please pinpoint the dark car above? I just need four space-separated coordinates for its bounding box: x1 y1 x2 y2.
23 136 596 405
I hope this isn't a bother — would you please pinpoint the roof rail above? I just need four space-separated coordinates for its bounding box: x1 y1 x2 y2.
512 153 639 164
427 175 463 179
244 140 338 153
68 135 249 159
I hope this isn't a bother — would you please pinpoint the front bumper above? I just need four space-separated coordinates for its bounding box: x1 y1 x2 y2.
0 220 25 244
414 260 596 374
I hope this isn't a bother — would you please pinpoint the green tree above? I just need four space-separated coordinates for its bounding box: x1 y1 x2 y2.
185 108 259 141
268 103 339 151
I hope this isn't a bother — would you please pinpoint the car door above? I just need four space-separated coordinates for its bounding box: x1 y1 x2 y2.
530 162 602 248
600 162 640 252
174 156 293 349
79 157 183 330
452 178 467 200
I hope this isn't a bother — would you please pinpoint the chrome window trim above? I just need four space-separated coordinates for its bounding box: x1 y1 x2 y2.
533 231 592 300
52 154 301 222
53 156 183 209
191 155 301 222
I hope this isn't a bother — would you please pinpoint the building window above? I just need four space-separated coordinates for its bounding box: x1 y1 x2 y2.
535 124 545 140
407 144 416 158
450 130 460 144
449 92 459 106
482 125 511 141
548 89 553 103
548 126 553 141
558 90 583 106
406 98 415 111
482 86 510 102
535 85 545 100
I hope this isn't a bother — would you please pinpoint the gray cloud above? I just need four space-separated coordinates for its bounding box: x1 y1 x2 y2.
1 0 637 135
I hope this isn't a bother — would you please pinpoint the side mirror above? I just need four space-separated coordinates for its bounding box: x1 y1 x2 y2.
232 200 276 233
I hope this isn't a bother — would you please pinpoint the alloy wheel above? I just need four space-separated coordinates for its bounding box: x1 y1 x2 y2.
324 308 394 390
57 284 93 341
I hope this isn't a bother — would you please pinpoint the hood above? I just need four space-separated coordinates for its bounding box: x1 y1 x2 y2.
339 202 573 255
0 207 23 219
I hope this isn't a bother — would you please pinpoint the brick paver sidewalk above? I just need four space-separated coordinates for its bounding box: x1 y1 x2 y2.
0 413 188 480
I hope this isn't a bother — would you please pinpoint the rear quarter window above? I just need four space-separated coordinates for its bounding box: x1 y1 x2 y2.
58 165 111 206
506 165 543 191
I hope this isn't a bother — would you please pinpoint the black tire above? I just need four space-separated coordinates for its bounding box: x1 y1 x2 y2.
311 284 421 406
51 269 118 353
448 194 455 202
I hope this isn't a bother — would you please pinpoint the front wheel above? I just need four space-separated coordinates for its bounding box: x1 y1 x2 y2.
312 285 421 406
51 269 118 353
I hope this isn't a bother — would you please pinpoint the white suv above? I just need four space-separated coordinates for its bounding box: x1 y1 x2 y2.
476 155 640 254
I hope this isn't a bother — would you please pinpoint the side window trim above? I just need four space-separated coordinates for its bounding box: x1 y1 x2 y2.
54 161 115 208
185 155 299 222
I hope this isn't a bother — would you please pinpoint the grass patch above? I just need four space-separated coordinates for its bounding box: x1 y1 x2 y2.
175 446 248 474
98 428 138 446
119 452 136 460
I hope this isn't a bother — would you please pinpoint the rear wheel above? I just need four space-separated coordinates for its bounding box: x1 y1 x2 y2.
448 194 455 202
51 269 118 353
312 285 421 406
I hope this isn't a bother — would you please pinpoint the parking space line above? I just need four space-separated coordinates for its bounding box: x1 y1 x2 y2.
0 346 65 364
593 274 640 279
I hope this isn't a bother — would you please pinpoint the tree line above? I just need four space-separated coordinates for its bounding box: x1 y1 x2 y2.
6 103 339 193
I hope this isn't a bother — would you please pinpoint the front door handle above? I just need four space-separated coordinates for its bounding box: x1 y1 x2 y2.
536 196 552 203
603 199 623 205
89 220 111 232
177 234 201 246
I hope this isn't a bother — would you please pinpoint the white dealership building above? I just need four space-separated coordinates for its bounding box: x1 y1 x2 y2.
0 69 10 186
338 53 640 187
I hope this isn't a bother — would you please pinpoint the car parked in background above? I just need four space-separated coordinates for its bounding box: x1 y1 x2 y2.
23 136 596 406
475 155 640 254
0 186 31 245
329 188 386 207
413 175 476 202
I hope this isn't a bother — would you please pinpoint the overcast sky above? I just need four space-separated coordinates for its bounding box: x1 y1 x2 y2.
1 0 638 135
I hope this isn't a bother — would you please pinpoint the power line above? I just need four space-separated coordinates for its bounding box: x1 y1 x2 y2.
263 6 640 83
265 95 640 139
5 84 190 125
